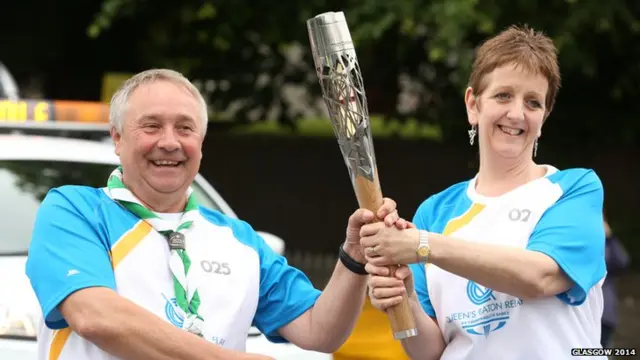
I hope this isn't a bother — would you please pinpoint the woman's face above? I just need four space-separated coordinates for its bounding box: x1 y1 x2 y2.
466 63 549 161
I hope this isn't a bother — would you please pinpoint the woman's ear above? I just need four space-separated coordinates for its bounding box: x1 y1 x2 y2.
465 87 478 126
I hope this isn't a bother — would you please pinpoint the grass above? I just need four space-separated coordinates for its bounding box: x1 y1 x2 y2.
223 116 443 140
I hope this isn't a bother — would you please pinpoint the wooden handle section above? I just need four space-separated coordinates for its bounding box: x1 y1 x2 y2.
353 172 418 339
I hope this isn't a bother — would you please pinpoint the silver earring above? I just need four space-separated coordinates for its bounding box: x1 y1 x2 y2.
468 125 477 146
533 139 539 157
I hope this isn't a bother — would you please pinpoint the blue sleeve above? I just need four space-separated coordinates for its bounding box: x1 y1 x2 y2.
409 263 435 317
25 188 116 329
526 170 606 305
409 200 436 317
250 229 321 343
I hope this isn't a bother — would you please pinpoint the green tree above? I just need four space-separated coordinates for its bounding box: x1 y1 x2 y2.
88 0 640 145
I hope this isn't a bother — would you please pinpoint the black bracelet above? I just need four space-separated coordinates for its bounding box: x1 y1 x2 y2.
338 244 368 275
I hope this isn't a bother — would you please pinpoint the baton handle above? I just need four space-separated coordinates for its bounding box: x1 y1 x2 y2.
354 172 418 340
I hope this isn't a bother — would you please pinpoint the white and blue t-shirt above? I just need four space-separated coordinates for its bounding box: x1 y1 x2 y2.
409 165 607 360
25 185 321 360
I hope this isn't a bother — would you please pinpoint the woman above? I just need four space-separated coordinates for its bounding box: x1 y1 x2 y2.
360 25 607 359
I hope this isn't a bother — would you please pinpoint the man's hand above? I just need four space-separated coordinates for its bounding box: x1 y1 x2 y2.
275 198 412 352
343 197 411 263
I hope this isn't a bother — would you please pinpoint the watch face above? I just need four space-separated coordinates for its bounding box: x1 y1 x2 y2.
417 247 430 257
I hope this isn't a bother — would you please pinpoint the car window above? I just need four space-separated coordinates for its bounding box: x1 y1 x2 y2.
0 160 221 255
190 181 219 210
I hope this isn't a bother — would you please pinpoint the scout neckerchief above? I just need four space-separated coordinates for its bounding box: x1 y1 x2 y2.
107 166 204 336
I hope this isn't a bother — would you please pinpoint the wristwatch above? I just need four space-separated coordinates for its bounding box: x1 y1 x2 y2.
416 230 430 264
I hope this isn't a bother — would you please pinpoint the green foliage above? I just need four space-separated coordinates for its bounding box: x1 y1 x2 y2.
88 0 640 145
227 116 442 139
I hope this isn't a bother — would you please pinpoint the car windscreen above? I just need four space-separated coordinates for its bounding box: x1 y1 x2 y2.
0 160 221 255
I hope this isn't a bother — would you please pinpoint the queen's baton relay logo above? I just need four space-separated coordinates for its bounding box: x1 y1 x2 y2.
163 294 184 328
445 281 523 337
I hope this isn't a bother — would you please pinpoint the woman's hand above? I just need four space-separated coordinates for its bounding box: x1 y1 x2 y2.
366 263 415 311
344 198 414 262
360 224 421 266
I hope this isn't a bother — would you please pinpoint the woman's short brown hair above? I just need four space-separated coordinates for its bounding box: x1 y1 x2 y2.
468 25 561 116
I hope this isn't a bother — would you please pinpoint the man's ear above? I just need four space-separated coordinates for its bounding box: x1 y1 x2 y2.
110 127 121 156
464 87 478 126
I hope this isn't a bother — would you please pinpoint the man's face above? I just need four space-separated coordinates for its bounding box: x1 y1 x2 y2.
111 80 204 202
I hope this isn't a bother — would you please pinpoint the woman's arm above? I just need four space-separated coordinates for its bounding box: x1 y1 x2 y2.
364 228 571 299
361 170 607 304
365 264 446 360
402 296 446 360
426 232 572 299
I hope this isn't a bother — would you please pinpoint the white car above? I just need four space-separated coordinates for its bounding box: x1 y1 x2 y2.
0 129 332 360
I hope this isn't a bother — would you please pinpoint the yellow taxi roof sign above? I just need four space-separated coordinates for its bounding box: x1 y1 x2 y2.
0 98 109 124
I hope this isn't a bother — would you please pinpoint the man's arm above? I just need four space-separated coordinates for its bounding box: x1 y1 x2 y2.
277 201 405 352
251 200 400 353
60 287 267 360
276 242 368 352
26 188 271 360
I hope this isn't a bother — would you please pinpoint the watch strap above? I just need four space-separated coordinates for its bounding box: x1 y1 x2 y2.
417 230 430 264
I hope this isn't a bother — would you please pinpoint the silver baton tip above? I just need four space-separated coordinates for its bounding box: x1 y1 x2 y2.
306 11 354 60
307 11 346 27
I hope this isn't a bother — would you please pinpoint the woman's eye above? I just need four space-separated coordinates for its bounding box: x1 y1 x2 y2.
528 100 542 109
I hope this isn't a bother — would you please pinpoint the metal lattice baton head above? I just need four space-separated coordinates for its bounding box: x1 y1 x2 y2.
306 11 418 340
307 12 376 184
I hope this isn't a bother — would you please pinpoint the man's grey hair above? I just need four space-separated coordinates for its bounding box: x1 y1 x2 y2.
109 68 208 134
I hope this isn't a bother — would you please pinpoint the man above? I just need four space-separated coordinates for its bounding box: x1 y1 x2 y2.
601 216 630 347
25 69 408 360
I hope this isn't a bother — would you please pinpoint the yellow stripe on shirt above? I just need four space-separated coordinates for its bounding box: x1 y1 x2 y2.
442 203 486 236
49 220 152 360
110 221 153 268
49 328 71 360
